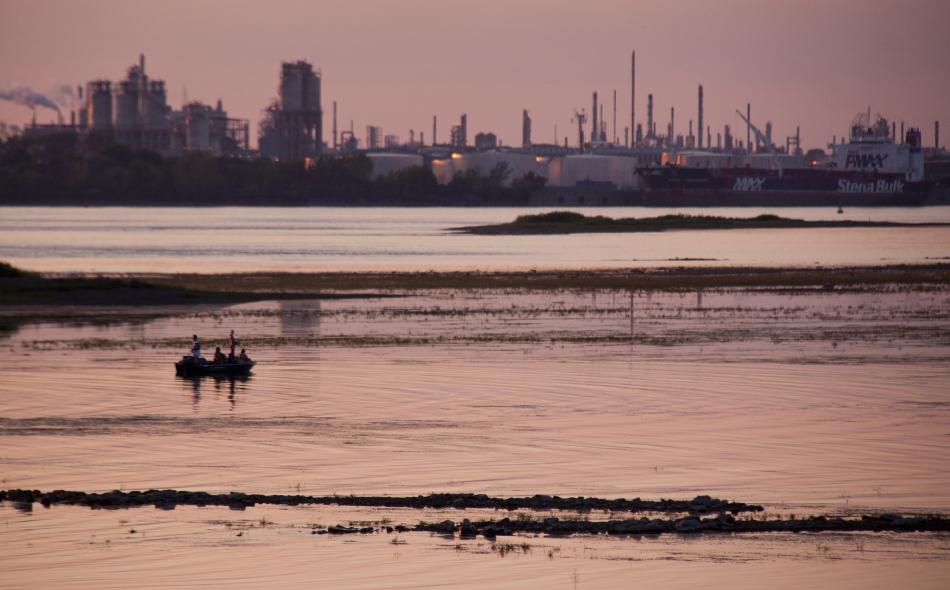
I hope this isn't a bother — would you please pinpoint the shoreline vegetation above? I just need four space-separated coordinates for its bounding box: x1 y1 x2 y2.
3 489 948 537
455 211 950 235
3 262 950 309
0 133 542 206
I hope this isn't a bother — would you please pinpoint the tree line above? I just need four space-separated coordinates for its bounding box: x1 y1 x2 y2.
0 132 547 205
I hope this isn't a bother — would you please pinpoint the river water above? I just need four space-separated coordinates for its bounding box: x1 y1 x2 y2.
1 287 949 588
2 206 950 273
2 206 950 587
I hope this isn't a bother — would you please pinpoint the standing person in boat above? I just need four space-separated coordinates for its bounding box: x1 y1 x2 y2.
191 335 201 362
227 329 238 361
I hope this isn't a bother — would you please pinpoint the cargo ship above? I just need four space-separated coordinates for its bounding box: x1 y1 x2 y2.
637 114 933 206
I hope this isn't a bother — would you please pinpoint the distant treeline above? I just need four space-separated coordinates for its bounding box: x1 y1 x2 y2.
0 133 546 206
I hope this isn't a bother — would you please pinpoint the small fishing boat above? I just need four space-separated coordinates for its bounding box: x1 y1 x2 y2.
175 356 255 377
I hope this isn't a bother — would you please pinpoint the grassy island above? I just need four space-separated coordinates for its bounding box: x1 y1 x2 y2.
454 211 949 235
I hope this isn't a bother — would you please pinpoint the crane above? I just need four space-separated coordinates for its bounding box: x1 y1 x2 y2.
735 109 778 171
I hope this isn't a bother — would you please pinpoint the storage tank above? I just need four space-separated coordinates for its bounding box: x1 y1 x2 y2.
432 151 547 186
367 153 424 178
549 154 639 189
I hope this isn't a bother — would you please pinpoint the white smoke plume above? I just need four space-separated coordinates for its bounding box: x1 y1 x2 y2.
50 84 79 110
0 84 62 112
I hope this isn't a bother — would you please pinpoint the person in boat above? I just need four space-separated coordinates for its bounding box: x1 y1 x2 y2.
213 346 227 364
191 335 201 362
228 330 238 361
239 348 250 362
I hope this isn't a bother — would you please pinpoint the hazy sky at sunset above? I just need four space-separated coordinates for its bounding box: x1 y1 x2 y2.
1 0 948 151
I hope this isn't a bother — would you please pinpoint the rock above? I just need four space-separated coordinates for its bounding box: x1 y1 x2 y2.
675 517 702 533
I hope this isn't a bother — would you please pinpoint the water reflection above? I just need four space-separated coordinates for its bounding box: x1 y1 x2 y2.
280 300 321 337
177 375 251 410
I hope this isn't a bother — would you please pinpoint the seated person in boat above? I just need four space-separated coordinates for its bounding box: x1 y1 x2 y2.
213 346 227 364
239 348 250 362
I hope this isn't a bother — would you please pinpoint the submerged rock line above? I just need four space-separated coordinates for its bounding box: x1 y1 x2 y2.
0 489 760 514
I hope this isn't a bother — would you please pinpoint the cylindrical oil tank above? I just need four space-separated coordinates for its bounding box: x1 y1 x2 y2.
433 151 547 186
550 155 639 189
367 153 424 178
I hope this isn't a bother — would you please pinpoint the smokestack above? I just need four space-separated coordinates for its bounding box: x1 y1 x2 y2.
460 113 467 147
630 51 636 148
647 94 653 139
332 101 337 148
433 115 437 146
670 106 675 140
746 103 752 154
592 92 598 145
140 53 145 74
599 103 604 141
936 120 940 151
698 85 704 148
689 119 693 148
707 126 711 150
612 89 617 144
900 121 905 143
522 109 531 148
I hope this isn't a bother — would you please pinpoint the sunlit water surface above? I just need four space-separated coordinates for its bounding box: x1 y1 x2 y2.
2 206 950 273
1 288 949 587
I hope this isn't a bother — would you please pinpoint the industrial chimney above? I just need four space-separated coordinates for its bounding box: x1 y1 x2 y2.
592 92 598 145
522 109 532 148
647 94 654 140
630 51 636 148
698 85 704 149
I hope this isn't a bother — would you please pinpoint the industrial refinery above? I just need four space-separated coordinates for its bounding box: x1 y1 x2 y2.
23 54 249 157
11 50 948 204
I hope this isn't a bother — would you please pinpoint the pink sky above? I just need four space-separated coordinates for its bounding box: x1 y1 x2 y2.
1 0 948 151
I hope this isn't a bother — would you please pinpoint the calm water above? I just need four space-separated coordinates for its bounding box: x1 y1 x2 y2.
1 288 949 588
2 206 950 273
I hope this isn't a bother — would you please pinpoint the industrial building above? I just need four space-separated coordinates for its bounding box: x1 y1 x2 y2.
258 60 323 160
25 54 249 157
